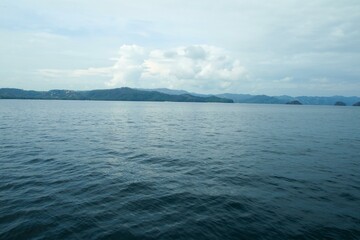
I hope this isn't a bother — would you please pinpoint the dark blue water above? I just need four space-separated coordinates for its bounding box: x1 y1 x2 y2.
1 100 360 239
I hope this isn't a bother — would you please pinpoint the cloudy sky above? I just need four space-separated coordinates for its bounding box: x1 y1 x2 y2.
1 0 359 96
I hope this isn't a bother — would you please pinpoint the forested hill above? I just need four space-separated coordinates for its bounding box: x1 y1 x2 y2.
0 88 233 103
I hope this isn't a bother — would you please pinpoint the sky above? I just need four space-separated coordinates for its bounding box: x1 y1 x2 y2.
0 0 360 96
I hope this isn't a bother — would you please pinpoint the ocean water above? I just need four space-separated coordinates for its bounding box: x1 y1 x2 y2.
0 100 359 240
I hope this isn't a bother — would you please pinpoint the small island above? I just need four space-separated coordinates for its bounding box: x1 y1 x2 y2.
353 102 360 106
286 100 302 105
334 101 346 106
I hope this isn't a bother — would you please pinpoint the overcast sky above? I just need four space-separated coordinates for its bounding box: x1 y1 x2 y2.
1 0 359 96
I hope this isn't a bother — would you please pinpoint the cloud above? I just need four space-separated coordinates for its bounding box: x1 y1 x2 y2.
107 44 247 91
39 44 247 92
38 67 112 78
273 76 293 83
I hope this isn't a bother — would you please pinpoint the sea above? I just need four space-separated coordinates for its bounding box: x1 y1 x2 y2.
1 100 359 240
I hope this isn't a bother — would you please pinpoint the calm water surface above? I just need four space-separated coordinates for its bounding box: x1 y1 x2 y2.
1 100 360 239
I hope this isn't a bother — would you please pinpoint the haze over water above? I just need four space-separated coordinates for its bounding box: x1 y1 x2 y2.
1 100 360 239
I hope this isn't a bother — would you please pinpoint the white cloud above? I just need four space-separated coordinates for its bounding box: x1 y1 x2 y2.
39 44 247 92
138 45 247 90
273 76 293 83
38 67 112 78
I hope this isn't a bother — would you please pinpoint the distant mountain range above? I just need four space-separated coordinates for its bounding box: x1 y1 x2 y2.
141 88 360 106
1 87 360 105
0 88 233 103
